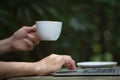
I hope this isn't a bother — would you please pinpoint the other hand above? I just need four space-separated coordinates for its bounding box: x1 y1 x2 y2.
34 54 76 75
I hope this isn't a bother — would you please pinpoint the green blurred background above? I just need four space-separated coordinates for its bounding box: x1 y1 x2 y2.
0 0 120 65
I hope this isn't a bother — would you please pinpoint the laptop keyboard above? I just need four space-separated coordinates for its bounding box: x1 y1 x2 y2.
53 67 120 76
82 68 117 73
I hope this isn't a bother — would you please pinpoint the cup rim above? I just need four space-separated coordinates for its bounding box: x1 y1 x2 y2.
36 21 62 23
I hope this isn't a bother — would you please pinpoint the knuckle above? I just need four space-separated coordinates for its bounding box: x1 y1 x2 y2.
66 55 72 59
51 53 56 56
23 26 27 29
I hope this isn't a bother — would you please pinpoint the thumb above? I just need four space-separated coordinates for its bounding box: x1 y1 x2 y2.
26 25 36 33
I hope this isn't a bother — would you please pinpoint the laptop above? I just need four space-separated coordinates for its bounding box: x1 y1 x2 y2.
53 67 120 76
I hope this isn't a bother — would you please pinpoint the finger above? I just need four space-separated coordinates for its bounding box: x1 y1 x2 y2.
23 38 34 50
24 25 36 33
27 33 40 45
71 60 76 69
63 56 76 70
64 62 71 69
65 59 76 70
32 25 36 28
31 25 36 32
68 60 76 70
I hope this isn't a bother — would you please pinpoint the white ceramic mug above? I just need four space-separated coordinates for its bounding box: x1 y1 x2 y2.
36 21 62 41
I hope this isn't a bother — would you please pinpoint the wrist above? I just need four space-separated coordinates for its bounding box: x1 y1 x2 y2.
0 36 14 54
33 62 52 76
33 62 46 75
21 62 38 75
7 36 15 52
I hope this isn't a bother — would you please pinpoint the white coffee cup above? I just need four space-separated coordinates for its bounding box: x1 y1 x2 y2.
36 21 62 41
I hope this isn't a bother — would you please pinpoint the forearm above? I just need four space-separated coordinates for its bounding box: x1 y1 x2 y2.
0 37 13 54
0 61 37 79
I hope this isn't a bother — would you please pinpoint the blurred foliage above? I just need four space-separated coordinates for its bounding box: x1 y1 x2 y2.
0 0 120 64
